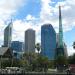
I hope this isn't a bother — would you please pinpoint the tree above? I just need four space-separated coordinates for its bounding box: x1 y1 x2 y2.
55 55 68 71
22 52 38 71
35 43 41 54
73 42 75 49
68 53 75 64
37 55 49 71
1 59 11 68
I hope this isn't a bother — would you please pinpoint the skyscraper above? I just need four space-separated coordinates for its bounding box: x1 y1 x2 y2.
25 29 35 53
41 24 56 60
4 21 12 47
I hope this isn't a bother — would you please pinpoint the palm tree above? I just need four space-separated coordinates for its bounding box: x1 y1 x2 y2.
35 43 41 54
73 42 75 49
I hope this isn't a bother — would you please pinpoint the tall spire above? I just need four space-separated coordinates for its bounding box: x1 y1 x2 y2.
59 6 63 47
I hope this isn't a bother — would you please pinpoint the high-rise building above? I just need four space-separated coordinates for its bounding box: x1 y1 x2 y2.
4 21 12 47
11 41 23 52
25 29 35 53
41 24 56 60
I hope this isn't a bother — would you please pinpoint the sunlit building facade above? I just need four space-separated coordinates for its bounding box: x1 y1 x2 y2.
4 22 12 47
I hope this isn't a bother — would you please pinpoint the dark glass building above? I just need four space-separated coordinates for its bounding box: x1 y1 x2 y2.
41 24 56 60
11 41 23 59
11 41 23 52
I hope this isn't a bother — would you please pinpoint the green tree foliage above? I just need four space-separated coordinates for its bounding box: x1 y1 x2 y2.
1 59 11 68
11 58 21 67
37 56 49 71
73 42 75 49
1 58 21 68
35 43 41 53
56 55 67 65
68 53 75 64
55 55 68 71
22 52 50 72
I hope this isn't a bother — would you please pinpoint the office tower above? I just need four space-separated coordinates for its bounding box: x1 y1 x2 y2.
11 41 23 52
25 29 35 53
4 21 12 47
41 24 56 60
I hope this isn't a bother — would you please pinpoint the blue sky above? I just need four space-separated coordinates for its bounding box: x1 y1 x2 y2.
15 0 41 19
0 0 75 56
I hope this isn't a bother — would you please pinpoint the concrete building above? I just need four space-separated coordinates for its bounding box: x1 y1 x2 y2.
25 29 35 53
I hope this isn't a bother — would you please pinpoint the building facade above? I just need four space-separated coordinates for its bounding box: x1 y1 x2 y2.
41 24 56 60
11 41 23 52
11 41 23 59
25 29 35 53
4 22 12 47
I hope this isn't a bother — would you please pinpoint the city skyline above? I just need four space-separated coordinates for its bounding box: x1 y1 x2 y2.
0 0 75 56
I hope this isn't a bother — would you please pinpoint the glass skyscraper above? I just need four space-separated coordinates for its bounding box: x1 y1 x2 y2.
41 24 56 60
4 21 12 47
25 29 35 53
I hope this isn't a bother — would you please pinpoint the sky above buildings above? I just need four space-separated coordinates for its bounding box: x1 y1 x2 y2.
0 0 75 56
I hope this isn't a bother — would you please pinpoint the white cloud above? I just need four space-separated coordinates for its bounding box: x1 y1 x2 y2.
12 17 41 43
0 0 75 56
26 14 36 21
67 46 75 56
39 0 75 33
12 0 75 43
0 0 25 21
12 19 32 41
0 0 26 46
